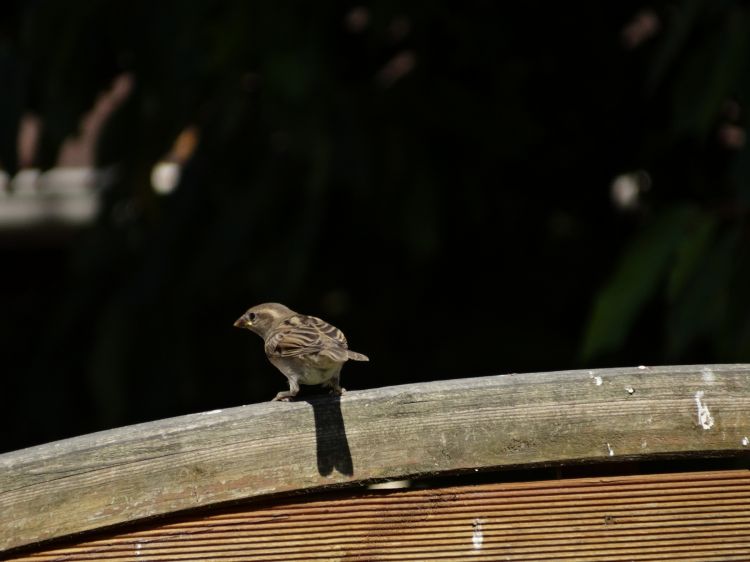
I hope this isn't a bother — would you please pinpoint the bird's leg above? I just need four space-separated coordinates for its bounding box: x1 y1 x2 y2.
273 378 300 401
327 370 346 396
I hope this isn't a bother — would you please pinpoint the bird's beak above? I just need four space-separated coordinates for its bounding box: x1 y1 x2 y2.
234 315 252 329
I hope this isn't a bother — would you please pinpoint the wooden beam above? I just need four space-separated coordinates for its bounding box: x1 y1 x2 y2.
6 470 750 561
2 364 749 552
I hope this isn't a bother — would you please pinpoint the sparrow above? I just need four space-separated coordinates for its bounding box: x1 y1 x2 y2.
234 302 369 401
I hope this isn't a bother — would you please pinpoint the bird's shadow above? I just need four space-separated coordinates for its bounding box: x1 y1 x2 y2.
301 394 353 477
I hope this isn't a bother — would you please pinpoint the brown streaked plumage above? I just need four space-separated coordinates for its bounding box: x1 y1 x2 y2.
234 303 369 401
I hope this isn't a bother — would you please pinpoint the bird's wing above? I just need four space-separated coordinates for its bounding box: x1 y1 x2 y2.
264 315 349 362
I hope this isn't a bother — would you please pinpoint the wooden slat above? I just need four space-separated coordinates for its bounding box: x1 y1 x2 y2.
1 364 749 552
6 470 750 561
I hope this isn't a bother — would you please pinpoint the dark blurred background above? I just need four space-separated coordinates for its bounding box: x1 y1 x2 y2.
1 1 749 453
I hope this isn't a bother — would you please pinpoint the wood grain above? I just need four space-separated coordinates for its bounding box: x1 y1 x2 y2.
6 470 750 561
1 364 749 552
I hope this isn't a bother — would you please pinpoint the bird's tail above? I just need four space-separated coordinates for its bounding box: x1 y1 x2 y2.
347 350 369 361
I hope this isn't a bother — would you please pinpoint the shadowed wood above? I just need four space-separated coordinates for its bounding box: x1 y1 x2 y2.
1 364 749 553
5 470 750 561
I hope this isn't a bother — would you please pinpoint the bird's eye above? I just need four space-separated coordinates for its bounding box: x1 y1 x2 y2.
248 312 257 321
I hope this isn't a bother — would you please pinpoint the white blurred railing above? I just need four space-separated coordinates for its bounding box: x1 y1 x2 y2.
0 167 99 229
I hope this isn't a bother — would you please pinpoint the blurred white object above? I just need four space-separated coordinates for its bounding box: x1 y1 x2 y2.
0 167 98 230
151 161 181 195
10 169 40 196
611 170 651 211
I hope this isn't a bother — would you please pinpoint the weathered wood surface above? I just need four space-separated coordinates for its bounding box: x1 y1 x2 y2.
1 364 749 553
7 470 750 561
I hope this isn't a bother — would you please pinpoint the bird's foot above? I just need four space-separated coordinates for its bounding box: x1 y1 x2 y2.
329 386 346 396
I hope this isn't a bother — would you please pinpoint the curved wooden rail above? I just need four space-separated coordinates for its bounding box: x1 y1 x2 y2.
2 364 749 553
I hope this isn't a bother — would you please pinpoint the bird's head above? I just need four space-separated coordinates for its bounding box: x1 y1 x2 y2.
234 302 294 339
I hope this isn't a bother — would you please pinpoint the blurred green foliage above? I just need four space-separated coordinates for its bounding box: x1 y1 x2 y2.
1 1 749 451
